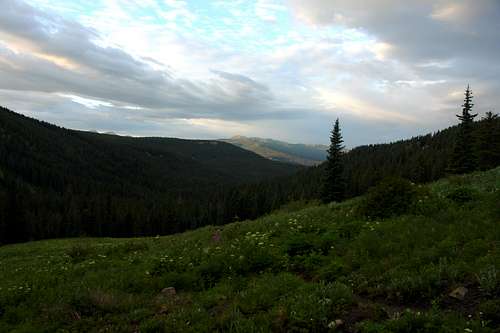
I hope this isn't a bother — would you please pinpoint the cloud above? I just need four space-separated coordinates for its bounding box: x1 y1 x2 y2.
286 0 500 125
288 0 500 64
0 0 299 124
0 0 498 147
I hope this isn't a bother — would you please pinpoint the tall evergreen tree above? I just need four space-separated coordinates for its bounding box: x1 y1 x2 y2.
476 111 500 170
321 118 345 203
449 85 478 174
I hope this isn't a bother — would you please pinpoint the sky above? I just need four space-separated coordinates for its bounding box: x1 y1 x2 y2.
0 0 499 146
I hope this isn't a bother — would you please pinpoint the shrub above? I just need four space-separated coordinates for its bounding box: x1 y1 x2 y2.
284 234 315 256
358 177 417 219
477 265 498 294
283 282 353 331
446 187 477 203
197 260 227 288
288 252 326 277
67 243 92 263
318 258 347 281
479 300 500 326
235 246 278 275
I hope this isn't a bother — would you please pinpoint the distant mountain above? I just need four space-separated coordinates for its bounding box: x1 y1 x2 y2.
221 135 328 166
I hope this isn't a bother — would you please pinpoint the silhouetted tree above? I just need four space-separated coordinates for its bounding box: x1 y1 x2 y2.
449 85 478 174
321 118 345 203
476 111 500 170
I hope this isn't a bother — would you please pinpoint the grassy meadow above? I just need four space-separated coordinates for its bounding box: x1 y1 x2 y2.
0 168 499 332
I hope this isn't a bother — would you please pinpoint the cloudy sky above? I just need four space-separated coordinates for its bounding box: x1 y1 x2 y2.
0 0 499 146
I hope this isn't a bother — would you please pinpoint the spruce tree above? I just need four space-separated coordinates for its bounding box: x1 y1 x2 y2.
476 111 500 170
321 118 345 203
449 85 478 174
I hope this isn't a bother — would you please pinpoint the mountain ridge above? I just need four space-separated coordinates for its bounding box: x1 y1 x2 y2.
220 135 328 166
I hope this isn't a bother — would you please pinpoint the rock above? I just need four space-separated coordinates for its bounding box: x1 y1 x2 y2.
335 319 345 327
449 286 468 300
328 319 345 328
161 287 176 296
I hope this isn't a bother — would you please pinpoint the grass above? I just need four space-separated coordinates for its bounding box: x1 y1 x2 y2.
0 167 499 332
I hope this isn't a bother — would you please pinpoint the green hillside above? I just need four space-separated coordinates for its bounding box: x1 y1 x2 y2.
222 136 328 166
1 168 499 332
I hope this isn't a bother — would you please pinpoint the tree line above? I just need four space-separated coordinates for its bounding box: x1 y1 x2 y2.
321 85 500 202
1 86 499 244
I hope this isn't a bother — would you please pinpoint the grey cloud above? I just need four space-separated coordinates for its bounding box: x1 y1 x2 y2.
211 70 270 92
288 0 500 65
0 0 299 122
287 0 500 125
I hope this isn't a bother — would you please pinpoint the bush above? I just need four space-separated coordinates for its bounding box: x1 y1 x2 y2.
283 282 353 331
479 300 500 326
284 234 316 256
477 265 498 294
318 258 347 281
67 243 92 263
446 187 477 203
288 252 326 277
358 177 417 219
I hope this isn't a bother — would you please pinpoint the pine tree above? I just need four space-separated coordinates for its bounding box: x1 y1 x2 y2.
321 118 345 203
449 85 478 174
476 111 500 170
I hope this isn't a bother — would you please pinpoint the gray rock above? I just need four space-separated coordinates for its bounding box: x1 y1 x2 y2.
449 286 468 300
161 287 177 296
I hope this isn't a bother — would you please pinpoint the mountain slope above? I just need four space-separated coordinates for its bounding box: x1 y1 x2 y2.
221 135 328 166
1 168 498 332
0 107 301 243
0 107 300 194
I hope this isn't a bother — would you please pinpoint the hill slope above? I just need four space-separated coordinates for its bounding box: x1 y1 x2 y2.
0 107 301 243
221 136 328 166
0 107 300 193
1 168 498 332
264 117 500 206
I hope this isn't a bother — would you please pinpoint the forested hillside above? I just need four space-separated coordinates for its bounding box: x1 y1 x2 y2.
271 116 500 202
1 107 499 245
0 107 300 244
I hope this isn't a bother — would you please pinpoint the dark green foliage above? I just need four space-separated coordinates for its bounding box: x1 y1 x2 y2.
275 115 499 207
0 107 300 244
359 177 417 219
357 310 496 333
445 187 477 203
476 111 500 170
2 103 500 245
449 85 478 174
284 234 316 256
0 168 499 332
321 118 345 203
67 243 92 263
478 300 500 326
